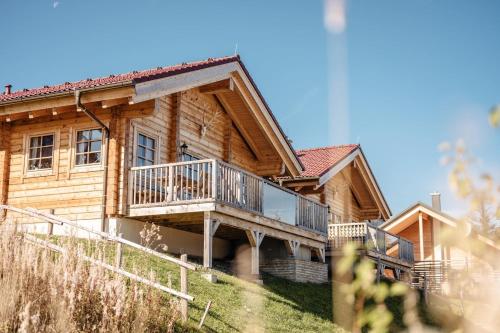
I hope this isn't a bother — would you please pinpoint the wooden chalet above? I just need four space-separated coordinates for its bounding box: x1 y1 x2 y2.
0 55 329 282
281 145 415 280
381 194 500 291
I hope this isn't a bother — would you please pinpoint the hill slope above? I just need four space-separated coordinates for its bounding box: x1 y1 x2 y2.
122 248 344 332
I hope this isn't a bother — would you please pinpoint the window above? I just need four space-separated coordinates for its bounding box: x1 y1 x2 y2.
28 134 54 171
136 133 156 166
181 152 198 162
76 129 102 165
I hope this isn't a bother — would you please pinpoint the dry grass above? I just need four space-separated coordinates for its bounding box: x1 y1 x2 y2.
0 224 180 333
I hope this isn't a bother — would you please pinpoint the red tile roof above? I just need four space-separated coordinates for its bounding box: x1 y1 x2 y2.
296 144 359 177
0 55 239 103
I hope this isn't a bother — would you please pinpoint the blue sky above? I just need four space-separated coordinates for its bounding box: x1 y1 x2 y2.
1 0 498 214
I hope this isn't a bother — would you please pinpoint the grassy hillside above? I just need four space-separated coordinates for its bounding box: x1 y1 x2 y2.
121 247 344 332
48 236 449 332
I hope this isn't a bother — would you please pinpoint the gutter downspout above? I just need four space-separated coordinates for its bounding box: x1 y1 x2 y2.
74 90 110 233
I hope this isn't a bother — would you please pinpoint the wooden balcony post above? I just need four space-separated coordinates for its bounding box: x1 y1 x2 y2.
211 160 217 200
167 165 174 202
284 240 300 257
246 230 265 276
203 212 220 268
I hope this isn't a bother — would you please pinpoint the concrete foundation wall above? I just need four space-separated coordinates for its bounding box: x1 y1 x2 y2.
109 217 231 259
260 258 328 284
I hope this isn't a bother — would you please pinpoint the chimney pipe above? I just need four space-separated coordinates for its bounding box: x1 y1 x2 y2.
4 84 12 95
430 192 441 211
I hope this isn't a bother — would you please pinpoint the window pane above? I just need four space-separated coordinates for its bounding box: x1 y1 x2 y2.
77 142 89 154
29 159 41 170
137 157 145 167
91 129 102 140
42 135 54 146
146 149 154 161
40 158 52 169
88 152 101 164
76 154 87 165
41 146 53 158
90 140 101 152
147 137 155 149
139 134 147 146
137 146 146 158
29 148 40 159
77 130 90 142
30 137 41 148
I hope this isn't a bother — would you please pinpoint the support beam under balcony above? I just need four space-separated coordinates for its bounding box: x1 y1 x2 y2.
246 230 265 276
203 211 220 268
285 240 300 257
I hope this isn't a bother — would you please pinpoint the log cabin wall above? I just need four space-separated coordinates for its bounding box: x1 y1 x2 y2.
126 89 258 171
6 113 113 224
2 87 270 224
176 89 257 171
320 173 363 223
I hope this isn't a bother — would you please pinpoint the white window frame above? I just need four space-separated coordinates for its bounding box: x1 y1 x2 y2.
69 125 106 173
23 130 59 178
132 124 160 167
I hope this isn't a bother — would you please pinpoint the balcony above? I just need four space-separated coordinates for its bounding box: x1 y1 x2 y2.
128 159 328 235
328 222 414 265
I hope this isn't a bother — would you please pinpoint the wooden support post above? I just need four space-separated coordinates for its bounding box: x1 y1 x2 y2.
47 222 54 236
47 208 54 236
376 257 382 283
203 212 220 268
317 246 326 263
418 212 424 261
115 233 123 268
285 240 300 257
180 254 188 322
246 230 265 276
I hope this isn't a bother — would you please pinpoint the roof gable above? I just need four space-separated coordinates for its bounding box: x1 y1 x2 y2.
382 202 500 251
0 55 304 176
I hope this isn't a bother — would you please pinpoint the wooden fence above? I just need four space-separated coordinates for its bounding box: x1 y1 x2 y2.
0 205 196 322
129 159 328 234
412 259 500 296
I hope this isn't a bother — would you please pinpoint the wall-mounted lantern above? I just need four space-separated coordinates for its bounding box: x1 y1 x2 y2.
180 142 188 156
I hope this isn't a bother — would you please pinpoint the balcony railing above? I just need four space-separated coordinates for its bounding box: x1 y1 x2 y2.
328 222 414 264
128 159 328 235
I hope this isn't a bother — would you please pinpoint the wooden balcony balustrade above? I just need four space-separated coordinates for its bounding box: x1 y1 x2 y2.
328 222 415 264
128 159 328 235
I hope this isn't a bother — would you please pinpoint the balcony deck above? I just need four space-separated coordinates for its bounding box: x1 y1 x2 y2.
327 222 415 269
127 159 328 242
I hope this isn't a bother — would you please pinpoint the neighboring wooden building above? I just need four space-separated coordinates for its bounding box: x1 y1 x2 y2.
0 55 328 282
280 145 415 279
380 193 500 291
380 193 500 263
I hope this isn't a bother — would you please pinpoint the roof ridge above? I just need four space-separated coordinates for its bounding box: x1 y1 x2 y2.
1 55 238 100
296 144 359 153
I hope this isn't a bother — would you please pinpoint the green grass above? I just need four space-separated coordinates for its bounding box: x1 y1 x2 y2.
49 237 448 332
120 246 344 332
